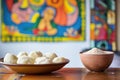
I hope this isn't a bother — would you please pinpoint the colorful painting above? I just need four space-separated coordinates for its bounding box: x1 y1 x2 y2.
90 0 116 51
1 0 86 42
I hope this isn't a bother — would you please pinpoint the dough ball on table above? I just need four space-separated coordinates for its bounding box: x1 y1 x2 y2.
17 52 28 58
4 53 18 64
34 57 52 64
44 53 57 60
17 56 34 64
53 57 67 63
28 51 42 60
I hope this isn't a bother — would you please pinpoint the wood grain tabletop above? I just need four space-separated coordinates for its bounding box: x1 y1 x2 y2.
0 68 120 80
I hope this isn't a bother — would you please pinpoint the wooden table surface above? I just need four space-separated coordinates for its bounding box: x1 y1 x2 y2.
0 68 120 80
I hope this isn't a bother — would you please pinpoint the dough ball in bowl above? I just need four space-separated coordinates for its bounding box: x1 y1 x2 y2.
17 56 34 64
17 52 28 58
53 57 68 63
34 57 52 64
28 51 42 60
4 53 18 64
44 53 57 60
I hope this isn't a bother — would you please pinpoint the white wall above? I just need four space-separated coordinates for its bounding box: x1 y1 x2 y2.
117 0 120 51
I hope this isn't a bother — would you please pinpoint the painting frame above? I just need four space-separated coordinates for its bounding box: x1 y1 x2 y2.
90 0 117 51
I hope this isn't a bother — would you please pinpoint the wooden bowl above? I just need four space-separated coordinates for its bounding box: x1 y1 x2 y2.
80 52 114 72
1 59 69 74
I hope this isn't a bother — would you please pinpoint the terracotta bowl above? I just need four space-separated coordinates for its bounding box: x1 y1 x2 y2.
80 52 114 72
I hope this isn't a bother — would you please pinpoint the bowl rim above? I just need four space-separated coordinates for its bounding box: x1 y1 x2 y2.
79 53 114 56
79 51 114 55
0 59 70 66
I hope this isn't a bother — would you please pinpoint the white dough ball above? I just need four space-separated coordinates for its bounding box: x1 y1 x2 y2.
17 56 34 64
4 53 18 64
28 51 42 60
44 53 57 60
17 52 28 58
53 57 67 63
34 57 52 64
